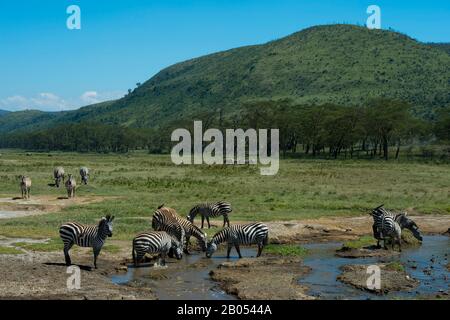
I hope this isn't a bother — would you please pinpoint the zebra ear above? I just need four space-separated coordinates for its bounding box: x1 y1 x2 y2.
110 215 115 221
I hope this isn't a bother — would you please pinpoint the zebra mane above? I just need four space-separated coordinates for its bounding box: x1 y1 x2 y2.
158 204 165 209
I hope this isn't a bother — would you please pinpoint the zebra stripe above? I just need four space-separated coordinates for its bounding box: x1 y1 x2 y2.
187 201 232 229
132 231 182 266
152 207 186 250
59 215 114 268
206 222 269 258
371 205 402 251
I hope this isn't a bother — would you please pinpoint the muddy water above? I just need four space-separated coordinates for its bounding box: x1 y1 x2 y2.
111 237 448 300
111 248 257 300
300 235 449 299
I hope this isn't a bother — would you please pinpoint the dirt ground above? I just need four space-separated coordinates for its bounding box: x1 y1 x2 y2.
337 264 419 294
0 250 155 300
209 256 314 300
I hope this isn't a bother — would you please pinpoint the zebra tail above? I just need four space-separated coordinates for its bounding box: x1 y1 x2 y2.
263 233 269 246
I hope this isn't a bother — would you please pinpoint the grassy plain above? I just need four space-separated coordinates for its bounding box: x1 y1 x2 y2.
0 150 448 242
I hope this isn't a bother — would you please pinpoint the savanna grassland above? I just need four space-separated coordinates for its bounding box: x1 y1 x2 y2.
0 150 448 244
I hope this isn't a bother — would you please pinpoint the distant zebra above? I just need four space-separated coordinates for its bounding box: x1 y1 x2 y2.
59 215 115 268
132 231 183 267
154 205 207 253
19 175 32 199
54 167 65 188
152 206 186 252
80 167 89 185
187 201 232 229
65 174 77 198
206 222 269 258
371 205 423 252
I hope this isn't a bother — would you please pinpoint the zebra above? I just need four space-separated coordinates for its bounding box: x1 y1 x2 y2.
206 222 269 258
370 205 422 251
187 201 232 229
54 167 65 188
80 167 89 185
65 174 77 198
19 175 31 199
154 205 207 254
152 206 186 253
59 215 115 269
132 231 183 267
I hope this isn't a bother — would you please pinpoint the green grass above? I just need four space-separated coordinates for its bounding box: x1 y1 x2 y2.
264 244 308 257
12 238 62 252
385 262 405 272
0 150 449 246
343 235 377 249
0 246 23 255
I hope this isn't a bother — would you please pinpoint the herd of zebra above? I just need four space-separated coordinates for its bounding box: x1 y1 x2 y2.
19 166 89 200
18 167 423 269
59 201 269 269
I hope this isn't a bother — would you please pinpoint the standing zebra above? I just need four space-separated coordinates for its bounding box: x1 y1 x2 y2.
187 201 232 229
152 206 186 252
54 167 65 188
59 215 115 268
80 167 89 185
371 205 423 252
65 174 77 198
206 222 269 258
19 175 32 199
132 231 183 267
153 205 207 254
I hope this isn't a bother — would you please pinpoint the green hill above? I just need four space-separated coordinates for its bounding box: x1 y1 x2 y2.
1 24 449 134
0 110 10 117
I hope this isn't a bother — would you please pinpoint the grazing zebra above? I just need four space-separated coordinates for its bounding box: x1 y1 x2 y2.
80 167 89 185
132 231 183 267
371 205 423 251
65 174 77 198
154 205 207 253
187 201 232 229
59 215 115 268
54 167 65 188
152 206 186 252
206 222 269 258
19 176 32 199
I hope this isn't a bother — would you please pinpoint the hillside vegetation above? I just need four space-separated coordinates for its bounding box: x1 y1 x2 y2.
1 24 449 134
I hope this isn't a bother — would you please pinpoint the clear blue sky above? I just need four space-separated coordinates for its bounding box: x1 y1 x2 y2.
1 0 449 111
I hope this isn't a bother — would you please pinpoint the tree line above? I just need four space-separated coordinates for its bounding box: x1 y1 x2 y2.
0 99 448 160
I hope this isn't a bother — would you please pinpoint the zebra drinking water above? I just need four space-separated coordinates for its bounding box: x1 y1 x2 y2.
59 215 115 269
206 222 269 258
152 206 186 254
187 201 232 229
370 205 423 252
80 167 89 185
132 231 183 267
153 205 207 254
19 176 31 199
65 174 77 198
53 167 65 188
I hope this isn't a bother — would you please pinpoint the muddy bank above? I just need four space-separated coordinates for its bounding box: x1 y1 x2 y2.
337 264 419 294
209 256 314 300
336 246 401 258
0 196 110 219
0 251 155 300
256 215 449 244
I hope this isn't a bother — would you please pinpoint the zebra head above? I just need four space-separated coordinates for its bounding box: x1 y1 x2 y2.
395 212 423 242
187 206 197 223
206 241 217 258
100 215 115 238
170 238 183 260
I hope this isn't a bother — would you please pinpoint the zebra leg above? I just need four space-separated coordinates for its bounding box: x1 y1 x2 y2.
201 216 205 229
226 216 230 227
223 216 226 228
257 244 263 257
63 242 74 266
227 244 232 258
93 247 101 269
234 244 242 259
206 216 211 229
28 187 31 199
184 235 190 254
